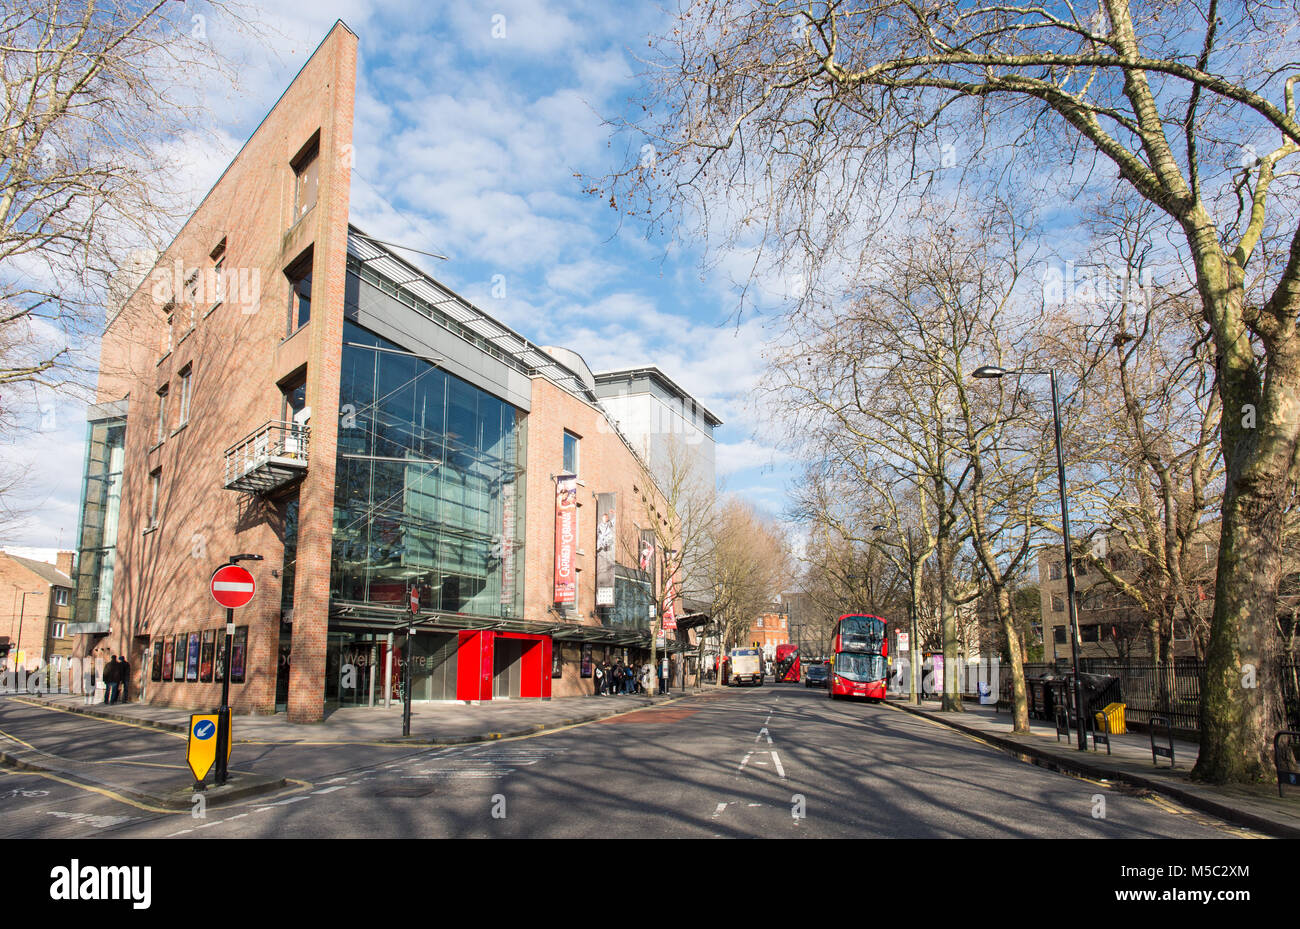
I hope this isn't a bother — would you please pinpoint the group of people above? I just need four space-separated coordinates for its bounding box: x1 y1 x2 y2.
593 657 672 696
593 659 647 696
81 653 130 705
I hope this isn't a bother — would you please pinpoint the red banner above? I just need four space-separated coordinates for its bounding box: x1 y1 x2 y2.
662 552 678 630
554 474 578 603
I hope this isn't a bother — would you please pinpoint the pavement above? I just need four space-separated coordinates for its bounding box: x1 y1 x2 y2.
0 688 687 811
886 695 1300 839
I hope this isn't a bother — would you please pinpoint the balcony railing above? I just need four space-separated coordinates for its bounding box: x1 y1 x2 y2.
224 420 309 494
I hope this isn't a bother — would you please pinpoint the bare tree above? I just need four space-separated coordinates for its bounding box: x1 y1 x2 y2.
0 1 256 411
606 0 1300 785
704 497 791 656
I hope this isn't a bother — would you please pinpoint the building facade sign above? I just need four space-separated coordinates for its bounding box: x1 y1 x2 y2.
595 493 616 606
554 474 578 603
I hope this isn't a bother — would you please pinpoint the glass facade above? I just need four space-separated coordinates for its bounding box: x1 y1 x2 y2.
332 321 526 618
74 414 126 628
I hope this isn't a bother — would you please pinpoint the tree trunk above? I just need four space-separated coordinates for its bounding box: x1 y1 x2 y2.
993 583 1030 733
940 539 962 712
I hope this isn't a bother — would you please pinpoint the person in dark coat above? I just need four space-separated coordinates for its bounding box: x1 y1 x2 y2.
117 656 131 703
103 656 119 704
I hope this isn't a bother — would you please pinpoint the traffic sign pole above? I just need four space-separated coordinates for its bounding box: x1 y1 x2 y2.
209 555 260 786
215 605 233 785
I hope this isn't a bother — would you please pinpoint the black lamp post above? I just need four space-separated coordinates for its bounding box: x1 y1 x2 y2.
972 365 1087 751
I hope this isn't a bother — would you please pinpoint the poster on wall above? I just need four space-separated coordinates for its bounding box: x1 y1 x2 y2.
553 473 578 604
500 482 516 606
638 529 656 583
151 642 163 682
172 633 185 680
162 637 175 681
231 627 248 684
215 635 226 684
552 644 563 678
580 643 592 678
595 493 616 607
199 630 215 683
186 632 200 681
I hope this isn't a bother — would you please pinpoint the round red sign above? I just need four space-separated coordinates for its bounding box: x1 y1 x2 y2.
210 564 256 609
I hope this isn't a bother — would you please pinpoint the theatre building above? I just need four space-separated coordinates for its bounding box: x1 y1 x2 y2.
69 22 689 720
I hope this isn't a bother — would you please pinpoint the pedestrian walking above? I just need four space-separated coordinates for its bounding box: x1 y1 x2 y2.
82 658 96 706
594 661 605 696
118 656 131 703
103 655 119 704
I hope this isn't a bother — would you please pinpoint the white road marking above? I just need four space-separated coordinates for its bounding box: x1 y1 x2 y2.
254 796 309 811
738 752 753 771
225 813 248 821
321 776 348 784
771 751 785 778
312 785 347 794
166 828 194 837
196 819 224 829
756 727 772 744
712 802 727 818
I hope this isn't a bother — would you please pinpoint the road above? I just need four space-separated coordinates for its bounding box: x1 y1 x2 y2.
0 687 1260 838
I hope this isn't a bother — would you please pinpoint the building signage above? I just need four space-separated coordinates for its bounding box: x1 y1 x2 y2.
897 632 910 652
501 482 516 605
595 493 616 606
554 474 578 603
661 549 678 631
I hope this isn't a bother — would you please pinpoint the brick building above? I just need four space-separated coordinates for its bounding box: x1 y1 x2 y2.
69 22 690 719
740 602 790 658
0 551 75 673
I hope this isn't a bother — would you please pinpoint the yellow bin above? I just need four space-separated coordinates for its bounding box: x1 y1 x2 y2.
1096 702 1127 735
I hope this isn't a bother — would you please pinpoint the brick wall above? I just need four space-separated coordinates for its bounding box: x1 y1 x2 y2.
84 23 358 717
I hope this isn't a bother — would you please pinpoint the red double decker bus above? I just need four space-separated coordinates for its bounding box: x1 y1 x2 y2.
774 644 800 683
829 614 888 702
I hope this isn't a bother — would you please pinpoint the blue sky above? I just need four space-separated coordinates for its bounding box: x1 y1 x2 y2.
0 0 799 553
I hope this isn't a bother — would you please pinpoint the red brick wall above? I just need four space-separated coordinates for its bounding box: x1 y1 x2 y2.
87 23 358 717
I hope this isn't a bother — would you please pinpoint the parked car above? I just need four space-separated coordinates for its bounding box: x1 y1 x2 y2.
805 663 829 688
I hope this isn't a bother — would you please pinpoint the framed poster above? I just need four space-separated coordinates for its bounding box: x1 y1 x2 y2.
580 643 592 678
215 634 227 685
231 626 248 684
150 641 163 682
552 644 563 679
161 637 174 681
199 630 215 683
172 633 185 680
186 632 200 682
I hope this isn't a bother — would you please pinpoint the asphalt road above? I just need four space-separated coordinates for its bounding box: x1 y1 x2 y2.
0 688 1262 839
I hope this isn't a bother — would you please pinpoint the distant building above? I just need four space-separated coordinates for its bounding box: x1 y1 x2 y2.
0 551 75 673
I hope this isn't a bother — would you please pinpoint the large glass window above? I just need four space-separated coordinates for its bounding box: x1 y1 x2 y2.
563 431 579 475
332 321 526 618
75 416 125 628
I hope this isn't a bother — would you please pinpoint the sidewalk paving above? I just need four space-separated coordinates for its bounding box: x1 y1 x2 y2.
887 697 1300 838
19 689 690 745
2 690 695 811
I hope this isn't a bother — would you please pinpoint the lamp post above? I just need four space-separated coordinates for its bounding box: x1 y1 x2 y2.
973 365 1087 751
14 588 42 671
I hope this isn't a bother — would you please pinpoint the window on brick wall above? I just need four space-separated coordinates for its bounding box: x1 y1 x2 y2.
148 468 161 529
286 251 313 333
55 588 69 606
563 430 579 475
293 135 320 222
1051 594 1064 613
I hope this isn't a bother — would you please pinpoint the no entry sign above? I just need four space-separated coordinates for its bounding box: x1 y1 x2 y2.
210 563 256 609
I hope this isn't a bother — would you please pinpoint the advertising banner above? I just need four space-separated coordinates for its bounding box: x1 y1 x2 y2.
595 493 616 606
554 474 578 603
500 481 516 605
661 549 678 631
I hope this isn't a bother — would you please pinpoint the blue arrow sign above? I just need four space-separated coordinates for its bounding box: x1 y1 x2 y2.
193 720 216 740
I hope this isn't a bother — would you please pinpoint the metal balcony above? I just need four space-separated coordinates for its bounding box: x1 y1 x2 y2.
224 420 309 494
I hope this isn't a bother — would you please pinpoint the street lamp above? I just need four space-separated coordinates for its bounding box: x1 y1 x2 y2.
872 524 921 706
13 588 42 671
972 364 1088 751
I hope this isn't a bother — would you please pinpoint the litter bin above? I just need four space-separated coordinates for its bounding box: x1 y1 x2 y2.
1097 702 1127 735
